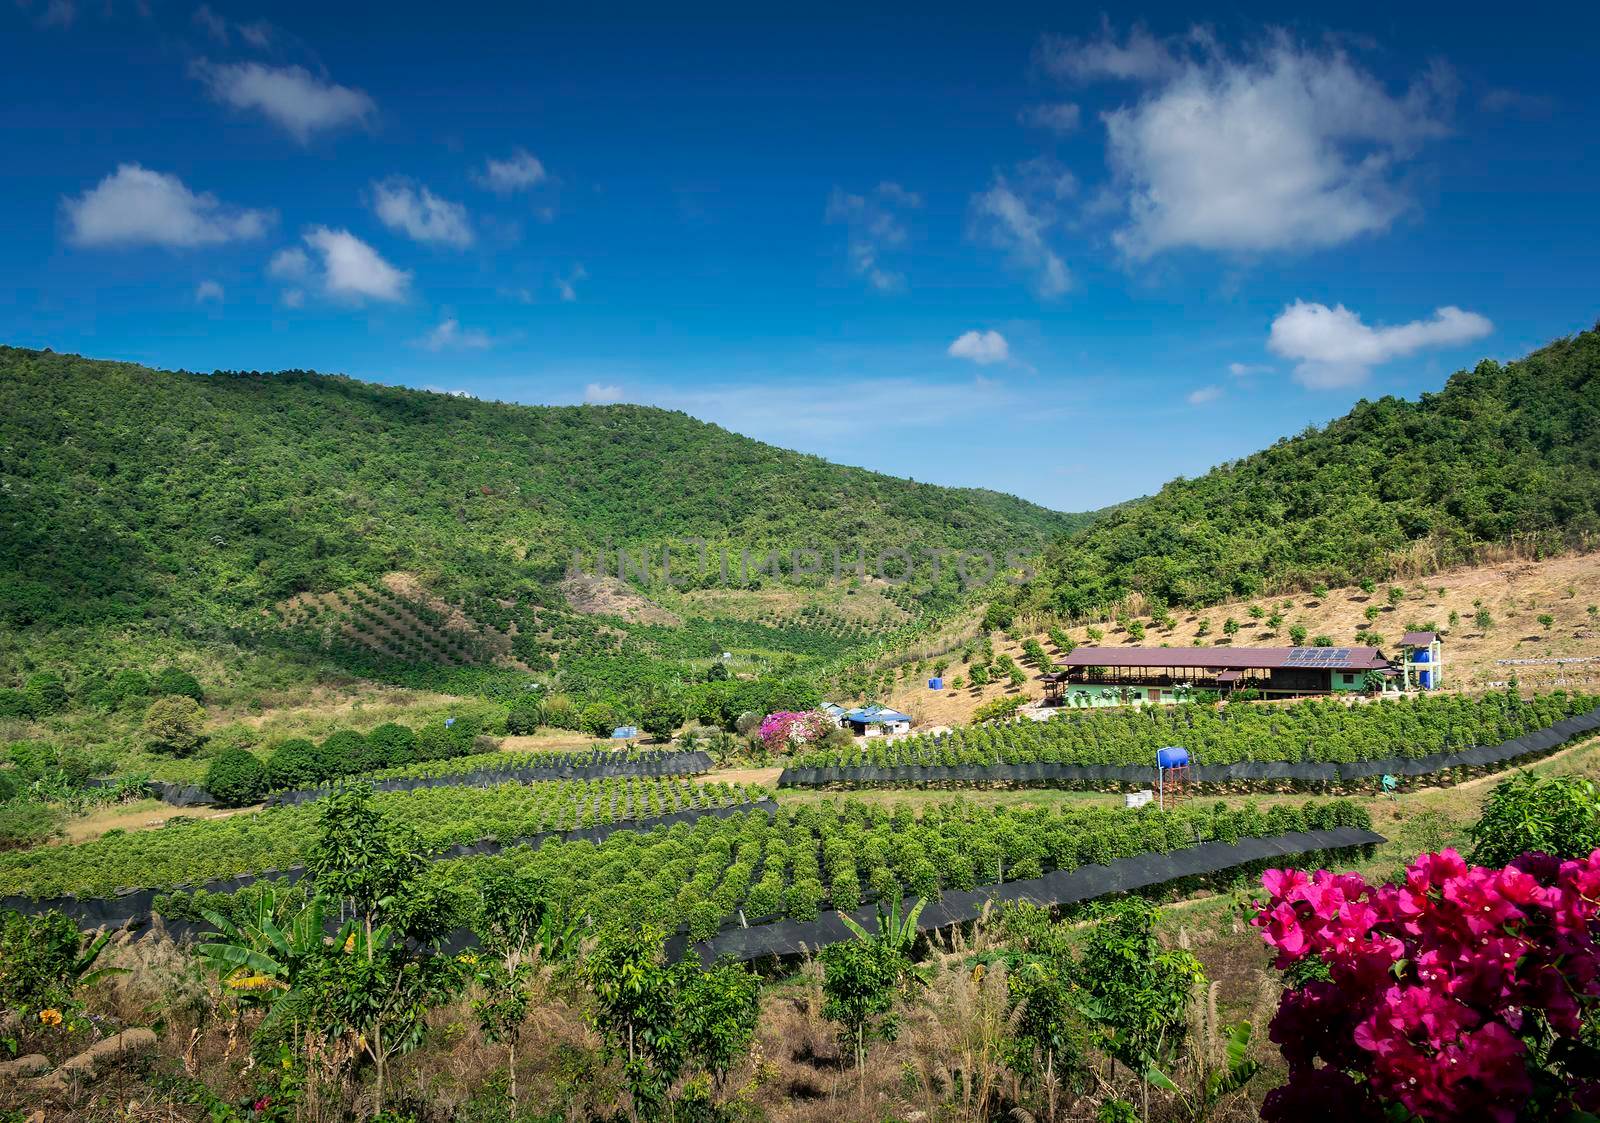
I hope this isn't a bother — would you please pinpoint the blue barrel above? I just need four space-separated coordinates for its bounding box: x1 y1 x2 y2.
1419 671 1432 690
1156 746 1190 769
928 677 943 690
1414 650 1431 664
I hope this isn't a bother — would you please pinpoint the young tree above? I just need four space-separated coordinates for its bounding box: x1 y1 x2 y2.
1288 623 1307 645
142 695 206 755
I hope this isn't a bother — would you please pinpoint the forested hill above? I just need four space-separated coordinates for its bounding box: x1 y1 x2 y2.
0 347 1082 629
1017 323 1600 619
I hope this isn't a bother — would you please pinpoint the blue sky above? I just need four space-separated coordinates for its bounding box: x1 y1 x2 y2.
3 1 1597 512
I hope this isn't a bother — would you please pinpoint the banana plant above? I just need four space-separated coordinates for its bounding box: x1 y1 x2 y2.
1146 1020 1260 1123
196 889 327 1009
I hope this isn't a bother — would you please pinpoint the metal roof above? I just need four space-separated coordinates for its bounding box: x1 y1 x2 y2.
1054 645 1391 671
1400 631 1438 647
845 706 912 723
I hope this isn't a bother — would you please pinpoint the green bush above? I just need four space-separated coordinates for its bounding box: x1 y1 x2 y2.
1469 772 1600 866
365 722 417 767
0 802 60 851
153 667 204 702
504 704 542 736
204 748 267 807
316 729 369 776
22 671 67 715
0 689 31 719
141 695 206 756
265 738 320 789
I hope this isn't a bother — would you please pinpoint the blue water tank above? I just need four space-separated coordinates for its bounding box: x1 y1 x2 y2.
1419 671 1432 690
928 677 943 690
1156 746 1190 769
1414 650 1431 664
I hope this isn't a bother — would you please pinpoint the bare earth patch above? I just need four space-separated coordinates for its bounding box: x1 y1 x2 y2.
560 573 681 626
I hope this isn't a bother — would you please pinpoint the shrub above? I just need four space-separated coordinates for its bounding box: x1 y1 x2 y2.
504 704 542 736
22 672 67 715
265 738 320 789
205 748 266 806
142 695 206 756
1469 772 1600 867
317 729 369 776
0 803 60 851
153 667 204 702
0 690 31 720
365 722 417 767
1254 850 1600 1122
108 669 152 707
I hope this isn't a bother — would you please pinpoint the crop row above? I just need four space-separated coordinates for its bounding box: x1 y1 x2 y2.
433 796 1371 941
356 746 699 784
789 690 1597 770
0 777 765 899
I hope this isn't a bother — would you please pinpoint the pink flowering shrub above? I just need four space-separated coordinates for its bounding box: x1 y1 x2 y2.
1252 848 1600 1123
757 710 832 752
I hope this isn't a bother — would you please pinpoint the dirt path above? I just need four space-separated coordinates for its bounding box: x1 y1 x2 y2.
710 766 785 788
61 800 261 844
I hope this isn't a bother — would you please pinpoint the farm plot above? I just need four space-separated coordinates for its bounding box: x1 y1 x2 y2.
434 795 1372 941
0 776 766 899
787 690 1596 775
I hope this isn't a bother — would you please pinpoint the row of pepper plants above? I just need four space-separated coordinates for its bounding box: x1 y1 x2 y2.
433 795 1372 941
0 776 767 899
788 689 1596 771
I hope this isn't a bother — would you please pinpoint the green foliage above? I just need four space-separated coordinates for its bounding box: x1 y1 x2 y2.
1076 899 1204 1078
1030 333 1600 617
821 924 913 1074
0 346 1075 632
581 926 760 1118
204 747 267 807
1287 623 1306 645
792 690 1593 776
1469 771 1600 866
142 694 206 755
0 909 121 1025
0 775 766 898
153 667 204 701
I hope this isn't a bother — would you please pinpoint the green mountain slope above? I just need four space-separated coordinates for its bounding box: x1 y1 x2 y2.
1017 324 1600 618
0 347 1083 632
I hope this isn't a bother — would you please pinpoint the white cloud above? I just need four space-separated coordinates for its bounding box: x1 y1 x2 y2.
947 330 1011 366
584 382 624 404
268 246 311 280
1020 102 1082 132
1186 384 1223 405
193 60 375 142
825 182 921 293
371 178 473 248
62 164 271 249
1039 21 1179 83
1267 300 1492 388
477 149 547 193
1061 27 1452 259
1228 361 1271 377
281 288 305 308
970 178 1069 297
556 264 588 303
294 227 410 302
418 317 490 351
195 279 225 303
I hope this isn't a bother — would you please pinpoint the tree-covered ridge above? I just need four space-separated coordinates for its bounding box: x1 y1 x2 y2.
1021 325 1600 617
0 346 1082 630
